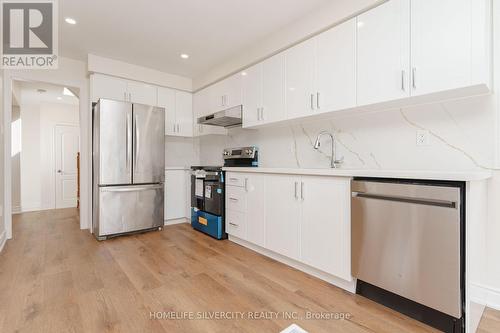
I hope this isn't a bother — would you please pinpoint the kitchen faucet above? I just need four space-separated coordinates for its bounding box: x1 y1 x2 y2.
313 131 344 168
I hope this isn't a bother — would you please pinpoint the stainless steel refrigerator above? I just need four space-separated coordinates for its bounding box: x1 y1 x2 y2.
92 99 165 240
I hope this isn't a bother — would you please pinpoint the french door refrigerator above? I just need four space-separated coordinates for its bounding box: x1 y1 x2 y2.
92 99 165 240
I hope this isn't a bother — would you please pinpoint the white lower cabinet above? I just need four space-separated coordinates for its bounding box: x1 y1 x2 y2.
225 172 351 281
300 176 351 280
164 169 188 221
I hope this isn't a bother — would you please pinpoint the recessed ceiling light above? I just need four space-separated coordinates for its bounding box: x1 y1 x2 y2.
241 71 248 76
65 17 77 25
180 53 189 59
57 97 62 100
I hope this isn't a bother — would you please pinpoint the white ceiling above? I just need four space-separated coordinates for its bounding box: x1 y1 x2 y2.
60 0 331 78
17 81 79 106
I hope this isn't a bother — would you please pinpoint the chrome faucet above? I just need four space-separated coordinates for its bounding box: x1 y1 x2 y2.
313 131 344 168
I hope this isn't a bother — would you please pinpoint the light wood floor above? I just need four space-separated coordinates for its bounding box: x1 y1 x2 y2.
0 208 498 333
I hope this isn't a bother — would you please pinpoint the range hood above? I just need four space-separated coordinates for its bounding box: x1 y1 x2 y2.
197 105 242 127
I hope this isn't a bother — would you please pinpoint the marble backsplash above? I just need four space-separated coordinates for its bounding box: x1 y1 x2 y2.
199 94 497 172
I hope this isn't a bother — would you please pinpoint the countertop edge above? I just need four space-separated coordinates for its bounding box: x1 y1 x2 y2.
222 167 492 182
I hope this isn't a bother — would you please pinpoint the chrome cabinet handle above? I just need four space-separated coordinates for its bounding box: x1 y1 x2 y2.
412 67 417 89
401 70 406 91
229 178 238 182
244 178 248 192
310 94 315 110
294 182 299 199
123 92 127 101
176 124 180 133
316 92 320 109
229 222 239 227
173 124 176 133
257 107 260 121
229 198 239 202
301 182 304 200
261 107 264 120
128 92 131 101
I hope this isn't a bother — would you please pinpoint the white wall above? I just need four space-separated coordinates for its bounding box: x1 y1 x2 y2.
2 57 90 238
15 100 79 212
11 105 20 213
165 136 200 168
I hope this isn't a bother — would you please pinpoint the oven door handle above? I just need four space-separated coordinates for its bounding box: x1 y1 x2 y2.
352 192 457 209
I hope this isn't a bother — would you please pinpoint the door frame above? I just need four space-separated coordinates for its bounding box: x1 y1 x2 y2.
2 72 90 240
54 123 80 209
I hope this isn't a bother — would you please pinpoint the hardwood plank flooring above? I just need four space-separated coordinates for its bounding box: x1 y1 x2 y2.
0 208 498 333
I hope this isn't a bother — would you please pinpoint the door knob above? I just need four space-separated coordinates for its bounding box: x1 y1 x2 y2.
57 170 62 173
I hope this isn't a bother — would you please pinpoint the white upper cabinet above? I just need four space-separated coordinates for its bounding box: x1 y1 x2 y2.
242 54 285 127
126 81 157 106
158 87 176 135
158 87 193 137
91 74 128 102
315 18 357 114
175 91 193 137
357 0 411 106
410 0 472 96
285 39 316 120
208 73 243 113
261 54 286 124
241 64 261 127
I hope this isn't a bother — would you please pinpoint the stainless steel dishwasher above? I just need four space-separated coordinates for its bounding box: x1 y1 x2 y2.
351 178 464 333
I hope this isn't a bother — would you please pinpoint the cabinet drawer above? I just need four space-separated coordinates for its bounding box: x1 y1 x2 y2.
226 186 246 212
226 174 246 187
226 210 246 239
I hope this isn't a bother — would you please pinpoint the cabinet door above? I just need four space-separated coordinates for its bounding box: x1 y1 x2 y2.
91 74 128 103
157 87 176 136
126 81 157 106
193 88 210 117
285 39 315 120
221 73 243 109
410 0 471 96
316 18 356 113
165 170 187 220
242 64 262 128
265 175 301 260
261 54 285 124
357 0 410 106
244 174 266 247
300 176 351 280
208 80 225 113
175 91 193 137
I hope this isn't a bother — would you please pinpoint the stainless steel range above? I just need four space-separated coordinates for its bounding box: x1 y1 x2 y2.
190 147 258 239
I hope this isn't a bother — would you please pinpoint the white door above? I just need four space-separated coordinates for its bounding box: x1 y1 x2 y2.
300 176 351 280
55 125 80 209
91 74 127 103
265 174 301 260
245 174 266 247
261 53 285 124
165 170 187 221
285 39 315 120
410 0 471 96
158 87 176 135
357 0 411 106
175 91 193 137
242 63 262 128
315 18 357 113
126 81 157 105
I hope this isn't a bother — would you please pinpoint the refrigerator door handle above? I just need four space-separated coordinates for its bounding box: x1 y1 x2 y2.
101 184 163 192
134 113 140 171
126 113 131 171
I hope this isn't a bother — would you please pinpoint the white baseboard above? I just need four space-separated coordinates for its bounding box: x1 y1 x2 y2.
470 283 500 311
0 230 7 253
164 217 189 226
229 236 357 294
13 206 53 214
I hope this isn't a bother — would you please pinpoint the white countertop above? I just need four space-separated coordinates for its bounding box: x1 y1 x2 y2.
165 166 190 170
222 167 492 181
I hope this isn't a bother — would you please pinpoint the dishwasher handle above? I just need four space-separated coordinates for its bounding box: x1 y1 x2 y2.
352 191 457 209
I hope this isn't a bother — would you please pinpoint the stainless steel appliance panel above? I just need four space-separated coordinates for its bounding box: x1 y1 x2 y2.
97 184 164 236
133 104 165 184
351 180 461 318
96 100 132 185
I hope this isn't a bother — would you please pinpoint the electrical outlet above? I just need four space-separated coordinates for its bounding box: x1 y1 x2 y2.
416 130 430 146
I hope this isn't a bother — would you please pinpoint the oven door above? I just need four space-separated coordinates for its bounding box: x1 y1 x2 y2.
203 181 224 216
